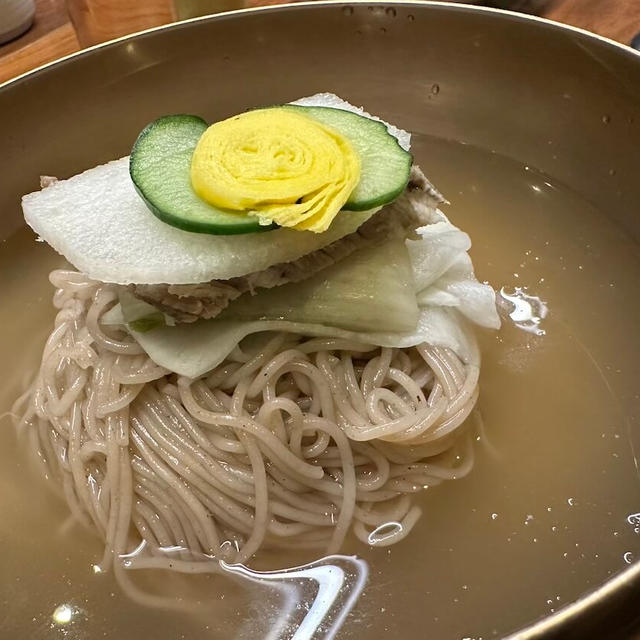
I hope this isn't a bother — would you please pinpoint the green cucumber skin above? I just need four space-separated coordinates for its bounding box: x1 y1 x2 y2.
130 107 411 235
130 181 272 235
281 105 413 211
130 115 273 235
342 170 411 211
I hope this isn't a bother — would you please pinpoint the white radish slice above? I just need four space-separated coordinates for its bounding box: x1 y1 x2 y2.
21 93 408 285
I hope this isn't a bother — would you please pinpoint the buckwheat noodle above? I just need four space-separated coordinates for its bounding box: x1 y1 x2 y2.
13 270 479 605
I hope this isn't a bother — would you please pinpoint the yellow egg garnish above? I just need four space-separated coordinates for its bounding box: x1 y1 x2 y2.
190 108 360 233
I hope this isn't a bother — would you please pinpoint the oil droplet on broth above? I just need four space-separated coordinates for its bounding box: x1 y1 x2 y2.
52 604 78 626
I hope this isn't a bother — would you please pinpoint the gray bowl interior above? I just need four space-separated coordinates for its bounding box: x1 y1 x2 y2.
1 3 639 637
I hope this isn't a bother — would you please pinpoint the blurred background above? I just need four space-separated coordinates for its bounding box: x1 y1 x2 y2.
0 0 638 84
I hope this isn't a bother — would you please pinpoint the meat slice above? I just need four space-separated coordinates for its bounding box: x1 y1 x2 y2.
132 166 444 323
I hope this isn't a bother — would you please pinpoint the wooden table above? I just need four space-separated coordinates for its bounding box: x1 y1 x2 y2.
1 0 639 85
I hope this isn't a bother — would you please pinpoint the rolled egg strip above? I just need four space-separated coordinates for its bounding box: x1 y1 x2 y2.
190 109 360 233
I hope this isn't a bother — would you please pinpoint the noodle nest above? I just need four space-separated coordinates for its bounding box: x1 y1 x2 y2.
14 270 479 599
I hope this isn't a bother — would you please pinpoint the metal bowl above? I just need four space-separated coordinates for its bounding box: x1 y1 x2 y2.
1 3 639 637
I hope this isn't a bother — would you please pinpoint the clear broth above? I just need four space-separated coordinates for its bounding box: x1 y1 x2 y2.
1 135 639 639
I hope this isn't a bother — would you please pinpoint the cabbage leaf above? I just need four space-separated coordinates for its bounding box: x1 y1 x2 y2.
123 211 499 378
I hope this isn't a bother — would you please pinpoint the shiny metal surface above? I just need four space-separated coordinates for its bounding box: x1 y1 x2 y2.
1 3 639 637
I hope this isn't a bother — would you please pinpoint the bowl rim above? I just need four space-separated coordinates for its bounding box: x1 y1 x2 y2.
2 0 640 92
2 2 639 637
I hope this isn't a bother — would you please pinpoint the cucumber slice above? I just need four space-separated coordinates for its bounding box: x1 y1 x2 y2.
130 115 270 235
130 106 412 235
282 105 412 211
